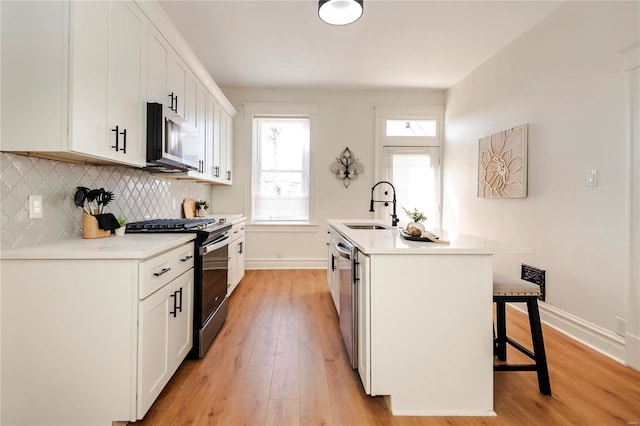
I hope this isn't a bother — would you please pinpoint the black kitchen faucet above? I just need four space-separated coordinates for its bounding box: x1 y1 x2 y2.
369 181 399 227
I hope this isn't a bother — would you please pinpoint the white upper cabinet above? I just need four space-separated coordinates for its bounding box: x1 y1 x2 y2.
205 95 221 181
1 0 146 167
147 27 169 105
167 52 188 120
108 1 146 163
182 77 208 178
147 26 187 121
71 1 146 165
1 0 235 179
220 109 234 184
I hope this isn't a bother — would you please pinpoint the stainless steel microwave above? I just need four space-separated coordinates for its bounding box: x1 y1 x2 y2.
146 102 199 172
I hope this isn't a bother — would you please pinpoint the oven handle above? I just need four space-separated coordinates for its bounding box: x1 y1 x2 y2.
200 232 230 255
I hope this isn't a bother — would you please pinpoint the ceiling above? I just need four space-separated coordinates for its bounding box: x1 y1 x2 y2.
158 0 563 90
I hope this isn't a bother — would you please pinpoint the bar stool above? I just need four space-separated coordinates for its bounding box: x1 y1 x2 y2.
493 273 551 395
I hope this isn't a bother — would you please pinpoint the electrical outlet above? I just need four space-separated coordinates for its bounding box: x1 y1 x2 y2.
521 263 546 301
28 195 43 219
615 317 627 337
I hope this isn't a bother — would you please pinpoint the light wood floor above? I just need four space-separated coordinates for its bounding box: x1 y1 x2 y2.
135 269 640 425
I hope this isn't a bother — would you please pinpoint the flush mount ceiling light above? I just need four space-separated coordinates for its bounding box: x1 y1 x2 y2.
318 0 363 26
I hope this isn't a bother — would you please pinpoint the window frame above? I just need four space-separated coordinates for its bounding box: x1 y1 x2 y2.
244 103 318 227
374 106 444 229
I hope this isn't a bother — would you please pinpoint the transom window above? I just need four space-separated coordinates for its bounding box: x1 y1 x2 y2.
386 119 437 137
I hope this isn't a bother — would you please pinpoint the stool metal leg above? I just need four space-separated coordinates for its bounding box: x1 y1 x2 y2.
496 300 507 361
527 298 552 395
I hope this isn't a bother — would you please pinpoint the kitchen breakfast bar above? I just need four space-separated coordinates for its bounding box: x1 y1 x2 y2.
327 219 533 416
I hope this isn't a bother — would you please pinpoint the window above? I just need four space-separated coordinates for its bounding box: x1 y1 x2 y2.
385 119 437 137
374 107 444 228
252 116 311 223
382 146 440 226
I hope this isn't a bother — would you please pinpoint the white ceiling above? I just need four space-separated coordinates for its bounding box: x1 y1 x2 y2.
158 0 563 90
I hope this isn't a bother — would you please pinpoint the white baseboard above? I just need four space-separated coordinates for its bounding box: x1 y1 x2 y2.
625 333 640 371
246 257 326 270
510 302 626 364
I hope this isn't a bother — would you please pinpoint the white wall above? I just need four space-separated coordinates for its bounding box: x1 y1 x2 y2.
212 88 445 267
443 1 639 359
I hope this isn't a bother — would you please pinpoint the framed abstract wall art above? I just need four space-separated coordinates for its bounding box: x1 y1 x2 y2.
477 124 528 198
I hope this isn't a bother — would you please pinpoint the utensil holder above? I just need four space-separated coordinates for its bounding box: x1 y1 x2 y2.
82 212 110 239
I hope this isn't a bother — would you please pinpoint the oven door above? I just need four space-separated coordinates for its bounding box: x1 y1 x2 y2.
200 232 230 326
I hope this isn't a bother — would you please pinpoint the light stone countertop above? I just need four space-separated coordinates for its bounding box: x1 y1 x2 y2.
328 219 533 255
209 214 245 225
0 234 196 260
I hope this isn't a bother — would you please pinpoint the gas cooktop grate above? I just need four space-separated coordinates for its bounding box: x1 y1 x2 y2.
126 218 216 230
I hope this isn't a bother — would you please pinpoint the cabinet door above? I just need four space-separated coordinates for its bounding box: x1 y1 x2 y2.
357 252 371 394
108 0 146 166
168 272 194 369
69 1 109 157
181 79 207 178
137 278 174 417
70 1 146 166
185 72 198 128
205 95 215 179
211 100 224 182
147 27 169 104
220 109 233 184
1 1 70 152
167 52 187 119
237 236 246 284
187 81 207 177
138 269 193 418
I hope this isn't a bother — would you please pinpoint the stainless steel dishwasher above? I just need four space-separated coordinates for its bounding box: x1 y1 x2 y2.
334 233 358 369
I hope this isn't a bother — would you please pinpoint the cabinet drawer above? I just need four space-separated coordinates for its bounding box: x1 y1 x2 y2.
139 242 195 299
230 221 245 241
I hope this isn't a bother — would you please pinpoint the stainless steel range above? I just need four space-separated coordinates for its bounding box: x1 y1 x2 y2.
126 217 232 358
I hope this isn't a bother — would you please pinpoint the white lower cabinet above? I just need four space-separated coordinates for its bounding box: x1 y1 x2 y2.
138 270 193 417
227 220 246 295
0 239 195 425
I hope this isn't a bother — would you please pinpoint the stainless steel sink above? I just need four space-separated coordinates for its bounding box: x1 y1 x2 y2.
344 224 388 230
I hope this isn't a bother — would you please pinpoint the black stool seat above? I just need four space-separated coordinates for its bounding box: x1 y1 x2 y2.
493 273 551 395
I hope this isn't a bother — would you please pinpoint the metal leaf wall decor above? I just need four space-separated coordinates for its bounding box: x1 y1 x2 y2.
330 147 364 188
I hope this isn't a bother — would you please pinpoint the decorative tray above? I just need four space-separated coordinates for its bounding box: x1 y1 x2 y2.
399 229 440 242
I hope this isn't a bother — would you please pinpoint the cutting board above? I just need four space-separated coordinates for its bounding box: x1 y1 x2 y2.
183 198 196 218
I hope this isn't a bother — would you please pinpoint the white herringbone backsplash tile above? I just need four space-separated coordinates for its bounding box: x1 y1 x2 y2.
0 153 211 249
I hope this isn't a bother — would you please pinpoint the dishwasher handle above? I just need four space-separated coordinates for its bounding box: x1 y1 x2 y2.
336 242 352 259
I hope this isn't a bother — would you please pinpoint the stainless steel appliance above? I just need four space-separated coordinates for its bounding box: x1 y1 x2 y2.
334 233 358 369
126 218 232 358
146 102 201 172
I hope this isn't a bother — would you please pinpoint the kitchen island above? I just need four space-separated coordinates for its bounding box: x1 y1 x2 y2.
327 219 533 416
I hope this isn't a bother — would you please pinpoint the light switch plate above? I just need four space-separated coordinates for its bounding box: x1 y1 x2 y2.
29 195 43 219
586 170 598 186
